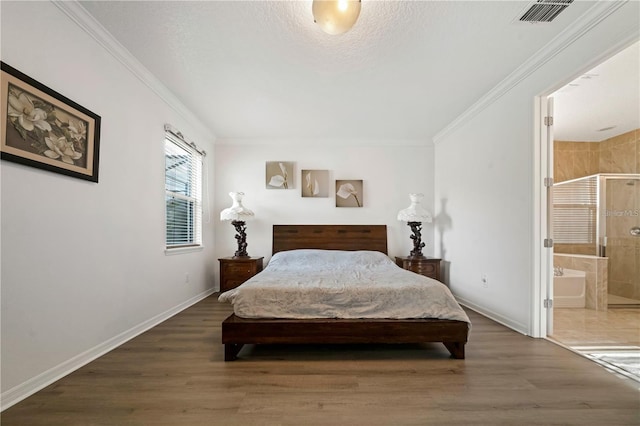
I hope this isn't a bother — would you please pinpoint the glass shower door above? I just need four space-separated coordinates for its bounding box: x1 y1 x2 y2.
601 176 640 306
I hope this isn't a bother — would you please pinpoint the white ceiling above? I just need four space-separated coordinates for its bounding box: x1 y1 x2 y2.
78 0 636 143
553 41 640 142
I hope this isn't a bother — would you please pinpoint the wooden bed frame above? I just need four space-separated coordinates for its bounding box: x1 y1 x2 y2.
221 224 468 361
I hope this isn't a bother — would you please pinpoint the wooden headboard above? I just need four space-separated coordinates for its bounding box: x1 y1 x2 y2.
272 225 388 255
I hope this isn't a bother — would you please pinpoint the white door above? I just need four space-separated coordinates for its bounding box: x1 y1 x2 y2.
533 95 556 338
544 96 555 336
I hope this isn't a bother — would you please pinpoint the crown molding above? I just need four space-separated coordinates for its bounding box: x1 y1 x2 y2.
433 1 635 145
52 1 215 141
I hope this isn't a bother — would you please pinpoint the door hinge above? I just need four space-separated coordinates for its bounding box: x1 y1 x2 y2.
544 238 554 248
544 177 554 187
543 299 553 308
544 116 554 126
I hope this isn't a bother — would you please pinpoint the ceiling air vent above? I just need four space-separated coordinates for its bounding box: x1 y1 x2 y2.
519 0 574 23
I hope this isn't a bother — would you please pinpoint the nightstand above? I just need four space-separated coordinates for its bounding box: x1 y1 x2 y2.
218 256 263 292
395 256 442 283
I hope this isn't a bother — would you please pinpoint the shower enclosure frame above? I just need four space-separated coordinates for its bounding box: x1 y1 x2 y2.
553 173 640 308
553 173 640 258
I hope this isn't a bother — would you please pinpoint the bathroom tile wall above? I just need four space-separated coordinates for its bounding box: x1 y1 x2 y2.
554 254 608 310
599 129 639 173
607 241 640 300
554 141 600 182
554 243 596 255
554 128 639 182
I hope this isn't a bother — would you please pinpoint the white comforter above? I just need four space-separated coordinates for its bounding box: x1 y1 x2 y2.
218 249 470 323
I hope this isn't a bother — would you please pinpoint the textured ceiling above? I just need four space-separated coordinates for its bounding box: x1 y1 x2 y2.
79 0 634 143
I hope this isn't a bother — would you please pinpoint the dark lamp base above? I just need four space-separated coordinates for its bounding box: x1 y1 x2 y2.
231 220 249 258
407 221 426 258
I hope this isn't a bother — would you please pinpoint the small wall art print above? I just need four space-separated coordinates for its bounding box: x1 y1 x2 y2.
336 179 363 207
302 169 329 198
266 161 294 189
0 62 101 182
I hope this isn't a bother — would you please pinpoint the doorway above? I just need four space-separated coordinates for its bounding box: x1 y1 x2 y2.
538 41 640 383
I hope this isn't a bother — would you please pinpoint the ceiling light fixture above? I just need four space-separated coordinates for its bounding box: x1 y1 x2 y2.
312 0 362 35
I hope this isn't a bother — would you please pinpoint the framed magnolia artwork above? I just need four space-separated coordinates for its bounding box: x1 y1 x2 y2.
301 169 329 198
336 179 363 207
1 62 101 182
266 161 294 189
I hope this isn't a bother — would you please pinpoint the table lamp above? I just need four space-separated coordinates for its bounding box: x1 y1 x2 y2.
220 192 255 258
397 193 432 258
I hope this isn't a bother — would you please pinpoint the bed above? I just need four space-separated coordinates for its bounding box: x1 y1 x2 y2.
219 224 470 361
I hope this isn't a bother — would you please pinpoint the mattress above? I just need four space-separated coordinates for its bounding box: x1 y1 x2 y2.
218 249 470 323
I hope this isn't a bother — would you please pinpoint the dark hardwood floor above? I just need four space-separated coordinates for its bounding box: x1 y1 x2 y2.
2 295 639 425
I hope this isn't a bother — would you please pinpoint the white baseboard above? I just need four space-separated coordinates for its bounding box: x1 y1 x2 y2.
455 296 529 336
1 288 216 411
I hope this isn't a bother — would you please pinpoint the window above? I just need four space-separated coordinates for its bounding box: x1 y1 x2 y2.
165 130 203 249
553 176 597 244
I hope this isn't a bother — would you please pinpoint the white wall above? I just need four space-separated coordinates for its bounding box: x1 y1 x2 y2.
214 141 435 272
1 2 216 408
7 0 634 412
433 2 639 334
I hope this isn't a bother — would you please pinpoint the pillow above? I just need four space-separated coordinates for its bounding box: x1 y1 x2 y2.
266 249 392 272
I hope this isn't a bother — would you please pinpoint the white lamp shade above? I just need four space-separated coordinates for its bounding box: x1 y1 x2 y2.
312 0 361 35
220 192 255 221
397 193 432 223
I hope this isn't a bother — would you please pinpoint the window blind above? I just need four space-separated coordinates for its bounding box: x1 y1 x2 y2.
165 132 203 248
553 176 597 244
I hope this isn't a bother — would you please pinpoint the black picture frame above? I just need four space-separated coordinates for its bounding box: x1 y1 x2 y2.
1 62 101 182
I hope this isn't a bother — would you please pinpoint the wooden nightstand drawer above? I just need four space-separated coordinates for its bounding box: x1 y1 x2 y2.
395 256 442 283
223 262 254 276
219 257 263 292
409 262 437 276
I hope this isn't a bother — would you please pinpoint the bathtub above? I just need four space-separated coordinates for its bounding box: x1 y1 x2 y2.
554 268 586 308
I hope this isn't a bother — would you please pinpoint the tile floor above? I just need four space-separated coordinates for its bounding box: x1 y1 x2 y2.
551 307 639 346
550 306 640 383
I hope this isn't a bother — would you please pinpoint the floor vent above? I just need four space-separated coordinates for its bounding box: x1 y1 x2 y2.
519 0 574 23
